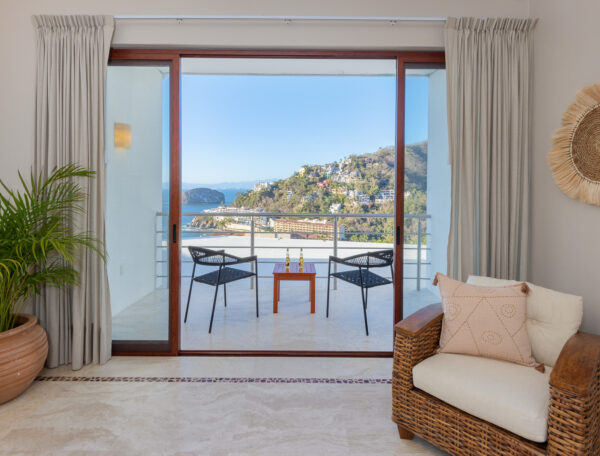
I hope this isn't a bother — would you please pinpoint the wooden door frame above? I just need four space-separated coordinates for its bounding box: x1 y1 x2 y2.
108 48 445 357
109 55 181 356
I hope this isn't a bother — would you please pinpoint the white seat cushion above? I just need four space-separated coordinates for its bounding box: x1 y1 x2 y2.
467 275 583 367
413 353 552 443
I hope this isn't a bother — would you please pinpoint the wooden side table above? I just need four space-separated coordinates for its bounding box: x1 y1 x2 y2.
272 263 316 314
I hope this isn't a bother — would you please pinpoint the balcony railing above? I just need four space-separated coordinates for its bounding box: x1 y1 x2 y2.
155 211 431 290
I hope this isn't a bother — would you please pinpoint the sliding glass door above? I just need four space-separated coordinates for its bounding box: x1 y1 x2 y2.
402 66 450 317
178 57 397 352
105 49 444 356
106 63 175 352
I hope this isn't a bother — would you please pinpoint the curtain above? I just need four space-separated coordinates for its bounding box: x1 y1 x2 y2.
32 15 114 369
445 17 537 282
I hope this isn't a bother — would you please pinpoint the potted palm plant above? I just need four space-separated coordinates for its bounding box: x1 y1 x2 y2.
0 164 103 404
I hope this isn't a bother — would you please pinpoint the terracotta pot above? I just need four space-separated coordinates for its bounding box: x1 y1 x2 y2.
0 314 48 405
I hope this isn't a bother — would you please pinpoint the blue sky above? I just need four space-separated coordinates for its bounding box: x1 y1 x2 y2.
163 74 429 185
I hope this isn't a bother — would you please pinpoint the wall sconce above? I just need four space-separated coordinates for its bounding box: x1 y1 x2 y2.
114 122 131 150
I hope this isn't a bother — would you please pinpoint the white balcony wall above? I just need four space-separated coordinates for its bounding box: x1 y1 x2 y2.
426 69 450 297
105 67 165 316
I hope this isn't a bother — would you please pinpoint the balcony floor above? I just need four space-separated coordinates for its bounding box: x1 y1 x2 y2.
113 278 439 352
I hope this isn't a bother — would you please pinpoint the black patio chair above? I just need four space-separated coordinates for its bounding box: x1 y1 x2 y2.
185 246 259 333
326 249 394 336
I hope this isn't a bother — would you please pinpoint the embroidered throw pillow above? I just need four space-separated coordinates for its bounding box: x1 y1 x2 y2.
435 273 539 369
466 275 583 367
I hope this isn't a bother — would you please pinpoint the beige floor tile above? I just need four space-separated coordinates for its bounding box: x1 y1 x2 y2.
41 356 394 379
2 357 448 455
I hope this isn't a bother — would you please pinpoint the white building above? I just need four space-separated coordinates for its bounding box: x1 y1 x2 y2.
329 203 342 213
375 189 395 204
380 189 395 199
357 193 371 205
253 181 272 192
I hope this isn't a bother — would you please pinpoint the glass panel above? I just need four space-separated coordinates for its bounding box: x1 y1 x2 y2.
403 68 450 317
106 65 170 342
179 58 396 351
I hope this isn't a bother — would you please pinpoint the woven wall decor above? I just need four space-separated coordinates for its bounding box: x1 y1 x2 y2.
548 84 600 206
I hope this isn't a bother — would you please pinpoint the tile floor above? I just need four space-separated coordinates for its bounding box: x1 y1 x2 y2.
0 357 448 455
112 278 439 352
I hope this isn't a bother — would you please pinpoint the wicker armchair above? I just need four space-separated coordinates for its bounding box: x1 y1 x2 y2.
392 304 600 456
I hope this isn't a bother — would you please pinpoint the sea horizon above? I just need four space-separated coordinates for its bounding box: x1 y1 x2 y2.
161 187 246 239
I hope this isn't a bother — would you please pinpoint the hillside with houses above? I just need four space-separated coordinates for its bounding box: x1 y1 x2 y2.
190 143 427 242
233 143 426 214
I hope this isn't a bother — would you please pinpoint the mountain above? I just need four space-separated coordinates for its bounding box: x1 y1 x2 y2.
182 188 225 204
404 141 427 192
189 143 427 243
232 143 427 214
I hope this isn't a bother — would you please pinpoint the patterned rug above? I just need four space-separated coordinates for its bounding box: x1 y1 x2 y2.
35 375 392 384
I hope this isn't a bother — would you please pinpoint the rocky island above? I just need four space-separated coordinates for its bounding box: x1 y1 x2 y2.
182 187 225 205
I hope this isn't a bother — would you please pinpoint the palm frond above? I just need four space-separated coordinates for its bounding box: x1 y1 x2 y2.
0 164 104 332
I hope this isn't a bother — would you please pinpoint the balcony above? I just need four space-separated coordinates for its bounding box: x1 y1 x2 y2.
112 212 440 351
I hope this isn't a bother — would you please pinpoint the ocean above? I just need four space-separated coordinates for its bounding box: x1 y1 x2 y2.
161 188 248 239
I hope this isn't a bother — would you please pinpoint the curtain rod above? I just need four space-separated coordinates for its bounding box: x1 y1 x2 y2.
114 15 447 24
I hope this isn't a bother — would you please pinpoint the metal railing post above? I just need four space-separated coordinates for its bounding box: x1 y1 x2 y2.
155 211 430 283
416 218 422 291
333 215 338 290
250 216 255 289
155 213 159 288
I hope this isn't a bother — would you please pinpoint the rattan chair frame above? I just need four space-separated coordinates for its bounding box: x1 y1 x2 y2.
392 304 600 456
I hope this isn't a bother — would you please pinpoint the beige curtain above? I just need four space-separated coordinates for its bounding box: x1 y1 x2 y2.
445 17 537 282
32 15 114 369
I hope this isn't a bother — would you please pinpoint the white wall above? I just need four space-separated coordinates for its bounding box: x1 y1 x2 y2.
529 0 600 334
426 69 451 297
105 67 164 315
0 0 528 189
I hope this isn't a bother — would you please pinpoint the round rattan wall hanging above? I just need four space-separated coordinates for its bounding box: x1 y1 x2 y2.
548 84 600 206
